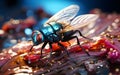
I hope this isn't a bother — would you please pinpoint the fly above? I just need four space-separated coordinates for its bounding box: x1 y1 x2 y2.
30 5 98 57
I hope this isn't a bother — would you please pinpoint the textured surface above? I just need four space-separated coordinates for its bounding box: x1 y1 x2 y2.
0 11 120 75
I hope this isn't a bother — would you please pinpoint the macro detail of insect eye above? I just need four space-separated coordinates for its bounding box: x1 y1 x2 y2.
32 30 40 36
36 34 42 42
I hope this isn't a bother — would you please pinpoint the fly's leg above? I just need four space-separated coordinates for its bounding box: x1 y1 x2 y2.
60 38 79 65
73 30 91 56
41 42 47 57
48 42 53 58
71 36 90 56
58 42 69 56
75 30 93 41
62 35 90 56
30 45 34 51
67 41 71 46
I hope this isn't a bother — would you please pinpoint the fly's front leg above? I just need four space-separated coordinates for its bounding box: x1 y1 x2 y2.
30 45 34 51
41 42 47 57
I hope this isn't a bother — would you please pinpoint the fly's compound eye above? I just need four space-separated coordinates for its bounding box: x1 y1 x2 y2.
32 31 43 45
36 34 42 43
32 30 40 36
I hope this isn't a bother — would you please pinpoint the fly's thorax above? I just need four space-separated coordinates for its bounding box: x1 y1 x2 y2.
48 22 63 31
41 22 63 35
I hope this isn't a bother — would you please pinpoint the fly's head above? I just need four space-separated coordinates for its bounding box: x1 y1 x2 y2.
31 30 44 45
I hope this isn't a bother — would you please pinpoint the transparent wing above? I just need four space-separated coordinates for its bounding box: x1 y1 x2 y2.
62 14 99 32
71 14 99 29
44 5 79 26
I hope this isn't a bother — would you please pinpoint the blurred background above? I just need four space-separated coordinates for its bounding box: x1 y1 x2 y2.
0 0 120 49
0 0 120 27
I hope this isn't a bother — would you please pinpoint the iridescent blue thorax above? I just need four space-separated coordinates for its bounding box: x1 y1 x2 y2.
40 22 63 42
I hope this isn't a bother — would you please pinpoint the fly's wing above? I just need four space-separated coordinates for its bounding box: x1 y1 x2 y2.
62 14 99 32
44 5 79 27
70 14 99 30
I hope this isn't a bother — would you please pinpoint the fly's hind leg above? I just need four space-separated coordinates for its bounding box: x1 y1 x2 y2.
75 30 93 41
72 36 90 56
62 35 90 56
70 30 92 56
